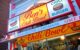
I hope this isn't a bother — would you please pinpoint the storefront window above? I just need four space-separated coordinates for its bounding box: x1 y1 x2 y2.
44 33 80 50
45 38 67 50
16 33 80 50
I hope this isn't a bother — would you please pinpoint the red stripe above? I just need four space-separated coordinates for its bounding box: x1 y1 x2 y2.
76 0 80 9
68 0 77 16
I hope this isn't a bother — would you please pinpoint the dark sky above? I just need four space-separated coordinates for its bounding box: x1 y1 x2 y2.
0 0 10 38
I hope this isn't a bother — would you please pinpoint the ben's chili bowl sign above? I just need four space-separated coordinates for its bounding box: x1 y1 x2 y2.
47 0 72 18
20 4 49 28
17 21 80 43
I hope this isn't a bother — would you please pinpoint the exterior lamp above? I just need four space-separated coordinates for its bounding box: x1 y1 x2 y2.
60 35 66 40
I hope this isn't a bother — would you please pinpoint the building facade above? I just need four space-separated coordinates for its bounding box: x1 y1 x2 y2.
7 0 80 50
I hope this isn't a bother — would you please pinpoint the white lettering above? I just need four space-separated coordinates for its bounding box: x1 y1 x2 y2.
51 0 62 5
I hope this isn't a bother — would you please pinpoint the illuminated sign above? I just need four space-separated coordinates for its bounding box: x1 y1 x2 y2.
45 21 80 38
20 4 49 28
47 0 72 18
17 16 80 37
17 21 80 43
8 16 20 32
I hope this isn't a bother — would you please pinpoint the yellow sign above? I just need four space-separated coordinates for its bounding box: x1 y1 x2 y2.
20 4 49 28
17 21 80 44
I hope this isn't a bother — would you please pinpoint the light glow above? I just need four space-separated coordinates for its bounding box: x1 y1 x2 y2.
60 35 65 40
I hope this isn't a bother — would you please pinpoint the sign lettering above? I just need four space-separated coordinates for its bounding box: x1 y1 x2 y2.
17 21 80 44
20 5 49 28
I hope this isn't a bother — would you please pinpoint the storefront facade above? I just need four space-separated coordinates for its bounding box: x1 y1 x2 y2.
7 0 80 50
9 16 80 50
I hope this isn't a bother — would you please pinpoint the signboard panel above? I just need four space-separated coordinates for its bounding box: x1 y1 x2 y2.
20 4 49 28
8 16 20 32
47 0 72 18
45 21 80 38
8 0 77 32
17 20 80 43
17 16 80 37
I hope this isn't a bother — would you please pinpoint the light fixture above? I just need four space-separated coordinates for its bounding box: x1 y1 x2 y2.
10 35 14 39
60 35 65 40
